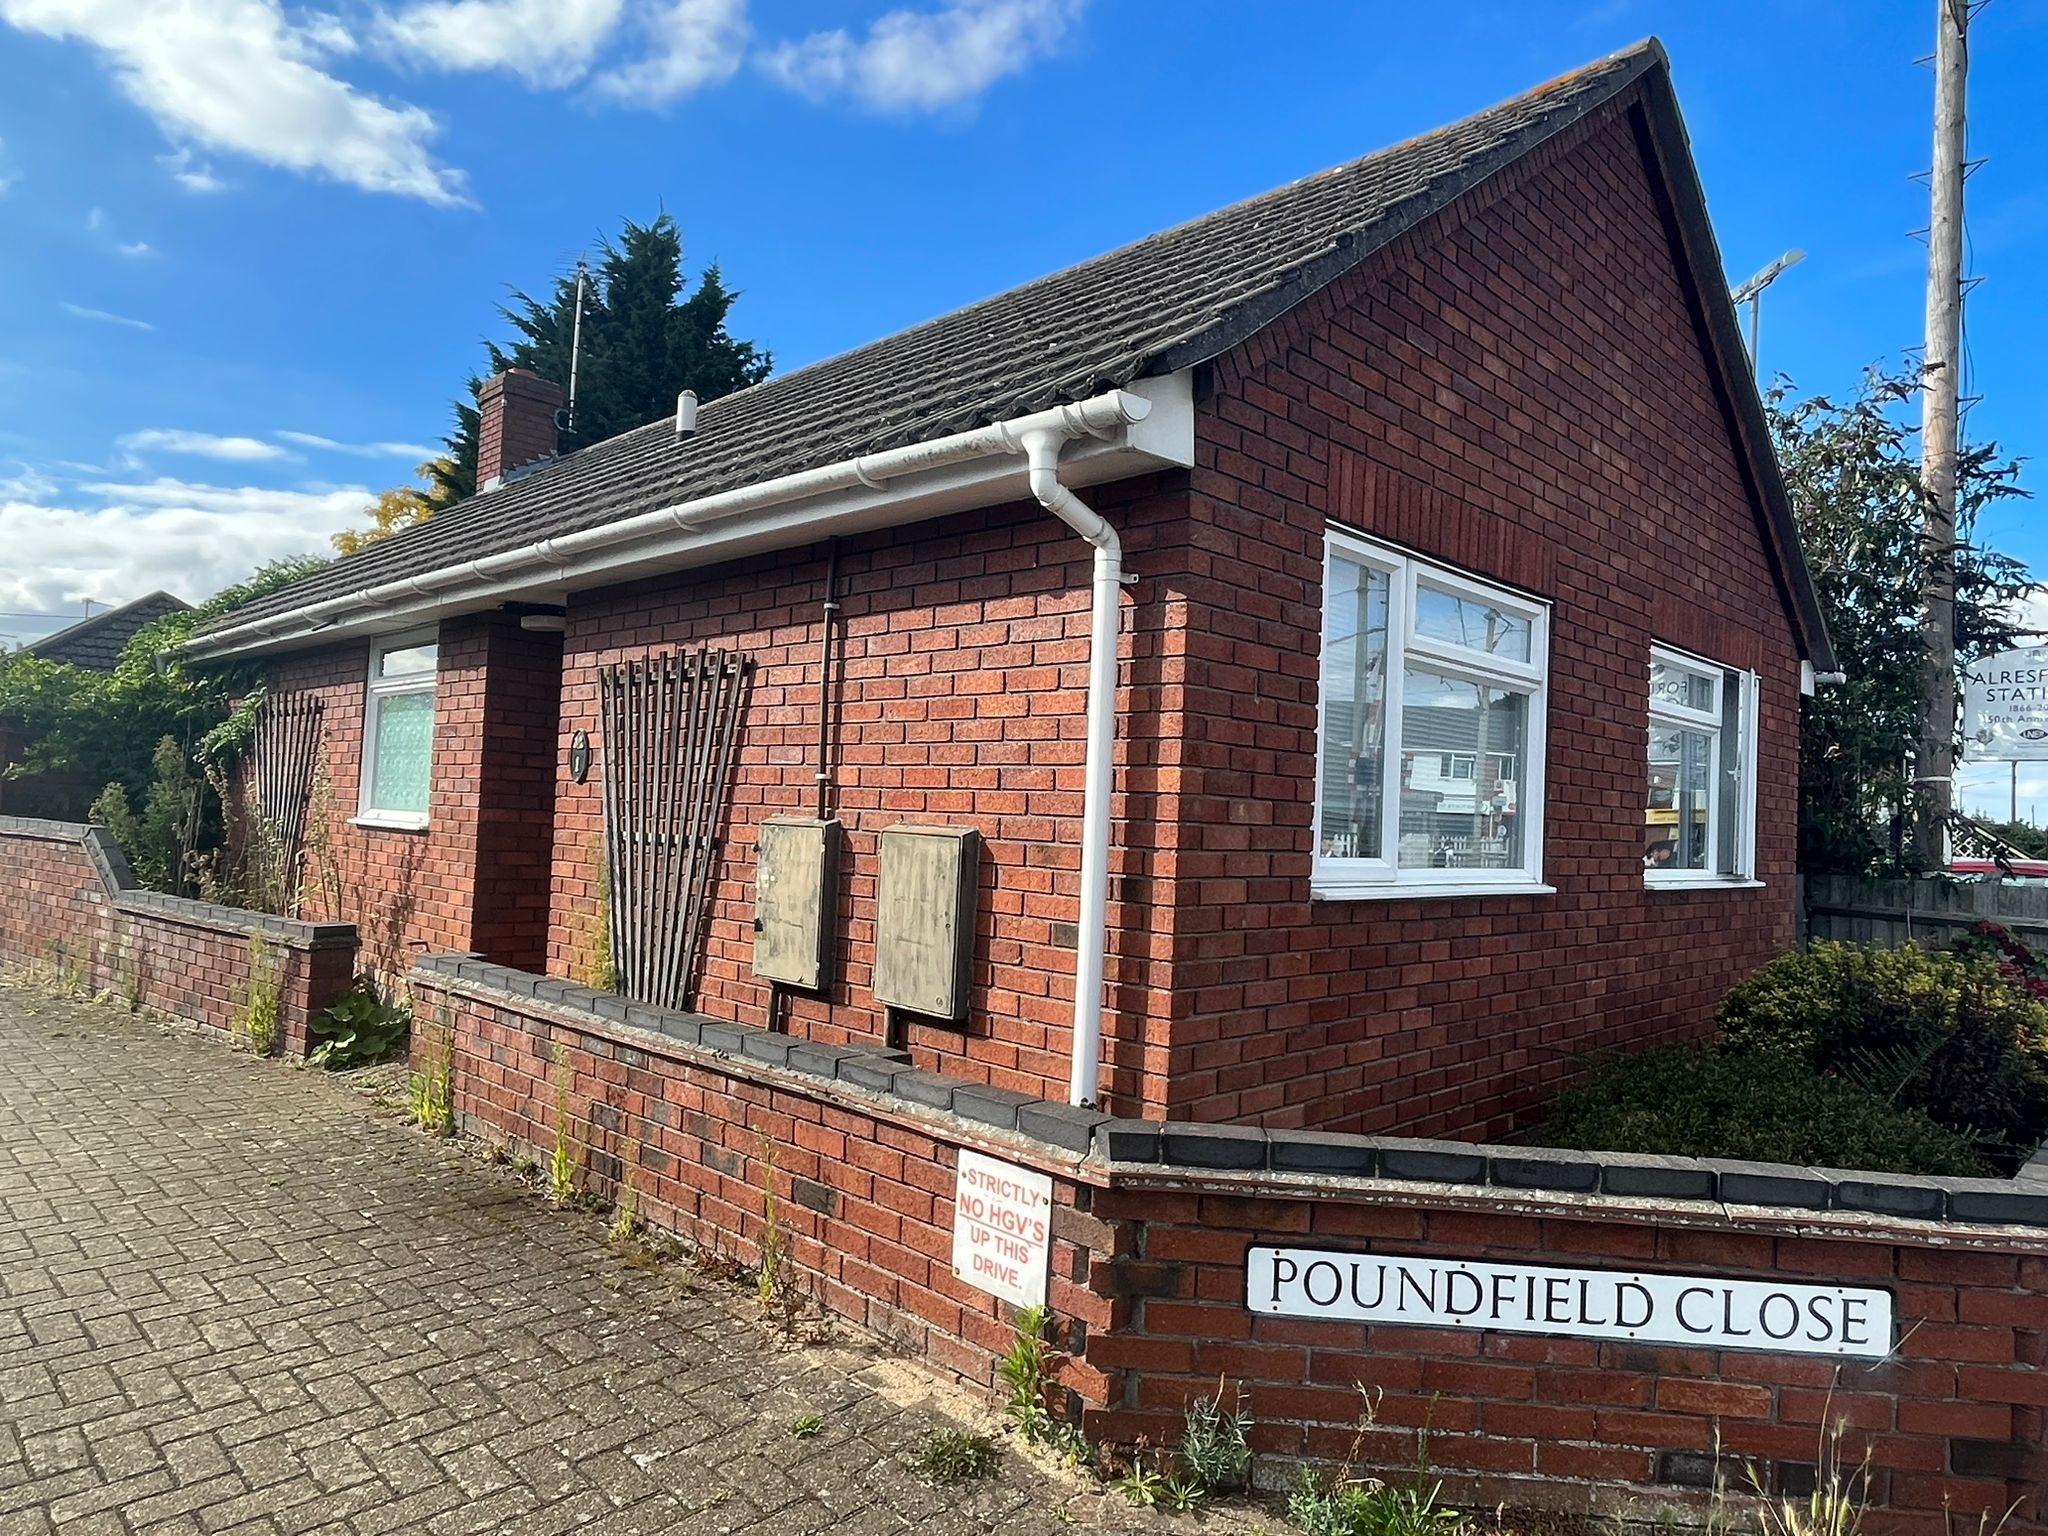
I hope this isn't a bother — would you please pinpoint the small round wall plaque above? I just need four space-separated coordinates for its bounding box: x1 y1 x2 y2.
568 729 592 784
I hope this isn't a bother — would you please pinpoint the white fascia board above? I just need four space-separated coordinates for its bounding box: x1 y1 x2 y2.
196 373 1195 661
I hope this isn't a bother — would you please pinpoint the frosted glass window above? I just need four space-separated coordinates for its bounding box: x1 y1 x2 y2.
359 631 437 823
369 692 433 814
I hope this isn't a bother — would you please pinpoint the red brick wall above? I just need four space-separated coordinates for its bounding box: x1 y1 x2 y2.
0 818 356 1055
271 612 562 977
411 971 1114 1389
545 484 1186 1105
413 974 2046 1536
1152 91 1804 1135
1086 1182 2045 1536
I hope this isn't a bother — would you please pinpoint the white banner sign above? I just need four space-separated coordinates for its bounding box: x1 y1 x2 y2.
951 1150 1052 1309
1963 646 2048 761
1248 1248 1892 1359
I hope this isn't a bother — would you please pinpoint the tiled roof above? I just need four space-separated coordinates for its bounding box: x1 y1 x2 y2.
27 592 190 671
207 42 1662 638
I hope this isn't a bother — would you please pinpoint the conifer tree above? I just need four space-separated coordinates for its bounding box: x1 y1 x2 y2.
425 213 770 508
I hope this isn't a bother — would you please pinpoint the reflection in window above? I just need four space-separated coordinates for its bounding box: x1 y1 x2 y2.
1318 557 1389 859
1399 673 1526 869
1315 528 1548 892
1645 646 1756 881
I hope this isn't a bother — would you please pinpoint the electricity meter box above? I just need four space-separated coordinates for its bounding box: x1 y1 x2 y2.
873 825 981 1022
751 818 841 991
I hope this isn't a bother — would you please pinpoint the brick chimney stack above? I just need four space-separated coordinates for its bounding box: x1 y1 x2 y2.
477 369 562 492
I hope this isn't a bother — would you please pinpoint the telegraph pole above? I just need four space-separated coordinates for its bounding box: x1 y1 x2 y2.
1912 0 1969 870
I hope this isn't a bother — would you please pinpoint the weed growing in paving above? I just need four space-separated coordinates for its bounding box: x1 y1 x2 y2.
997 1303 1053 1442
789 1413 824 1439
609 1136 640 1243
409 1007 456 1136
915 1429 998 1484
548 1041 575 1206
1112 1453 1167 1508
1286 1469 1470 1536
1181 1379 1254 1492
239 934 282 1056
754 1134 786 1311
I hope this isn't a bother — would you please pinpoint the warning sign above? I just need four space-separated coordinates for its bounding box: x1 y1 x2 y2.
950 1150 1053 1309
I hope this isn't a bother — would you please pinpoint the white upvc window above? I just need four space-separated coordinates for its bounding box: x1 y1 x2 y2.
356 630 438 830
1313 527 1551 900
1645 644 1759 886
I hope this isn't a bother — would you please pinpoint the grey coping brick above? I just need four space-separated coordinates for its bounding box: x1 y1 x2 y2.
694 1020 746 1055
1268 1130 1377 1176
1489 1148 1602 1192
1827 1173 1950 1221
1944 1178 2048 1227
1596 1152 1717 1200
1159 1122 1269 1171
1092 1120 1162 1163
1017 1103 1109 1154
784 1042 866 1081
950 1084 1036 1132
1374 1139 1487 1184
738 1031 798 1068
589 993 634 1025
891 1071 958 1112
836 1055 913 1095
1707 1159 1831 1209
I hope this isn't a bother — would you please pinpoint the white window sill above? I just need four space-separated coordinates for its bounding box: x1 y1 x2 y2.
1312 881 1556 903
351 812 430 833
1644 875 1763 891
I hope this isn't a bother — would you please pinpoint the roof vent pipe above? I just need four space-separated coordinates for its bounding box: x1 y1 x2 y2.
676 390 699 438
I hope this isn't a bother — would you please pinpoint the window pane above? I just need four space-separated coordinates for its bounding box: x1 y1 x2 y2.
378 641 438 679
1414 581 1531 662
1650 658 1714 713
1396 670 1527 870
370 691 434 813
1647 725 1713 871
1319 555 1391 859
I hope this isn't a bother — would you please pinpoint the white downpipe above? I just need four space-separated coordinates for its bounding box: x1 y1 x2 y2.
1017 426 1121 1109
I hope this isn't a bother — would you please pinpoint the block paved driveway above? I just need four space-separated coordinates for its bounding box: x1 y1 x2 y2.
0 981 1191 1536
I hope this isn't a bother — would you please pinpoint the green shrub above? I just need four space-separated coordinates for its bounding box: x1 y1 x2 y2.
1719 941 2048 1159
308 975 412 1069
1538 1046 1988 1176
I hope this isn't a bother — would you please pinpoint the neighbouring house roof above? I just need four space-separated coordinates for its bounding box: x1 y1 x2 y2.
199 38 1833 672
26 592 190 671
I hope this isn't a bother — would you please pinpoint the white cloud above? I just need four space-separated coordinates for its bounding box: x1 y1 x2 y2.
275 430 436 460
118 240 155 258
60 302 154 331
374 0 628 89
760 0 1079 113
118 428 295 463
158 148 227 193
0 475 361 619
590 0 747 105
0 0 468 205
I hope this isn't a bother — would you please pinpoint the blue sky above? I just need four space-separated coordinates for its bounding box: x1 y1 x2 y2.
1 0 2044 807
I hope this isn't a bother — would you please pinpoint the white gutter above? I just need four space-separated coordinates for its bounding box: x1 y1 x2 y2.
186 387 1182 661
1015 426 1121 1109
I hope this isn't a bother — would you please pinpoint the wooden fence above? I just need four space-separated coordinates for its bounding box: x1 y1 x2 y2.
1804 874 2048 947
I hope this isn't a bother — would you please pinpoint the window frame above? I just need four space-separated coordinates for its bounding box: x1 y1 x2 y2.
1312 526 1551 901
1645 643 1759 888
354 628 439 831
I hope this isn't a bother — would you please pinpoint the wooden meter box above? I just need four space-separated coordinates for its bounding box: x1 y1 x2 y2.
873 825 980 1022
751 819 840 991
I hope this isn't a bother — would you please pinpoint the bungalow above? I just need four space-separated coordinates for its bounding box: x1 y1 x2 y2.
185 39 1832 1142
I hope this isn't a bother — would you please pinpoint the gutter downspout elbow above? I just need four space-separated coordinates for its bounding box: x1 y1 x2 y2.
1019 428 1120 1109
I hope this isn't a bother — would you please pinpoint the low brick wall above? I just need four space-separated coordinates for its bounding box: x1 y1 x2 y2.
0 815 358 1056
410 957 2046 1535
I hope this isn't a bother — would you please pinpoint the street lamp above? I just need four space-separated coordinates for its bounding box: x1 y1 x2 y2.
1730 249 1805 378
